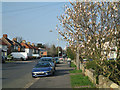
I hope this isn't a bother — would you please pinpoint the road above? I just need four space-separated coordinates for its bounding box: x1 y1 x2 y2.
2 59 39 88
2 59 73 88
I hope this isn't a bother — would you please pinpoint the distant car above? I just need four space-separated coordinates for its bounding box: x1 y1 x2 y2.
39 57 55 70
32 62 55 77
83 59 88 64
107 58 116 60
82 58 93 64
59 57 64 63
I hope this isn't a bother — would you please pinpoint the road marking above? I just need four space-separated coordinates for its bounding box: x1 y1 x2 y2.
24 78 40 88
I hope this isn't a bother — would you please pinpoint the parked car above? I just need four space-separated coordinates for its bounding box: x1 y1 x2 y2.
54 57 60 64
82 58 93 64
39 57 55 70
32 62 55 77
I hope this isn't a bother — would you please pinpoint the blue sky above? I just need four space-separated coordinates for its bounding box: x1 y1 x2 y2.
2 2 69 49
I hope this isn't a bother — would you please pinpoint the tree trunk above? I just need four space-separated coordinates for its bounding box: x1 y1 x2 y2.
76 46 80 70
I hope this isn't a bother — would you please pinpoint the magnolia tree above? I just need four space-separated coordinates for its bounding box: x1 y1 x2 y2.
57 1 120 85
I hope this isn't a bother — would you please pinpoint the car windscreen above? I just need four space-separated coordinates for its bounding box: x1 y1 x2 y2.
40 58 53 62
35 63 50 68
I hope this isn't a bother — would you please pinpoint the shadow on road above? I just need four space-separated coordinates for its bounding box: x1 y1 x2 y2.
53 68 74 76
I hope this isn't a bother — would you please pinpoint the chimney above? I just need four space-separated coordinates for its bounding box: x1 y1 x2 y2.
13 38 17 41
32 43 35 46
3 34 8 38
27 42 30 45
22 40 26 43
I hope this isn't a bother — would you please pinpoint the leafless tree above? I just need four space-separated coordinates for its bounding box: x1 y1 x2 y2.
16 36 23 43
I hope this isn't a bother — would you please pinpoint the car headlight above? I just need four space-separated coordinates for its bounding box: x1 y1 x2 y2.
46 71 50 72
32 72 36 75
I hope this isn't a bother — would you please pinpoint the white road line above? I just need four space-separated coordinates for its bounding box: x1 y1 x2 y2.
24 78 40 88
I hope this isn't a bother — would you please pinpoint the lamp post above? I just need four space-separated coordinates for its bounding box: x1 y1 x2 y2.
49 30 60 58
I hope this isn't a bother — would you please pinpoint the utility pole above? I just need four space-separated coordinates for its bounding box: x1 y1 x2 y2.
58 31 59 58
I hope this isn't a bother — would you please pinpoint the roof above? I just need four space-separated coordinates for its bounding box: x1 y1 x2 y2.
12 40 22 48
2 37 14 46
26 44 34 49
21 43 33 49
31 45 38 50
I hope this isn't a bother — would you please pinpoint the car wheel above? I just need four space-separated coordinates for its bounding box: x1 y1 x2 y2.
52 72 55 76
21 57 24 61
32 76 37 78
54 67 56 71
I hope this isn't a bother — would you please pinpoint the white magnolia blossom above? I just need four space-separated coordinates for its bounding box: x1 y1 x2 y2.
57 2 119 82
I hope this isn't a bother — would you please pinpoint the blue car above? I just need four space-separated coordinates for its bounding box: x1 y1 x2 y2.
39 57 56 70
32 62 55 77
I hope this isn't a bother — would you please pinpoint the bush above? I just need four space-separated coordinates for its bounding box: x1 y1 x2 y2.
85 59 120 85
66 47 76 60
86 60 99 70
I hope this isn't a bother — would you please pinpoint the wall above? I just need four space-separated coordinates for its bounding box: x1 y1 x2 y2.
84 68 96 85
99 75 120 89
83 68 120 89
25 48 33 56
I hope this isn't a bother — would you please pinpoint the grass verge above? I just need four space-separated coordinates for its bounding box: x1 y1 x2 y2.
70 69 82 73
70 74 95 88
70 62 95 88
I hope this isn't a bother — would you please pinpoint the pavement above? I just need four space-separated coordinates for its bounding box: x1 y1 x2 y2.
2 59 73 88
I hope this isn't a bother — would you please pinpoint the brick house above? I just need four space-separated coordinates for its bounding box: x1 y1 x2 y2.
0 39 8 59
21 40 33 58
2 34 14 55
12 38 24 52
31 43 39 54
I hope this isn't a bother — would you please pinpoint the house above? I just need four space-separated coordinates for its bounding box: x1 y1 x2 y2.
21 40 33 59
11 40 33 60
31 43 40 58
12 38 24 52
0 39 8 59
31 43 39 54
102 40 118 60
2 34 14 54
39 48 47 57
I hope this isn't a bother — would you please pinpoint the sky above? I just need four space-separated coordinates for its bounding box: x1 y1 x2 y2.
2 2 69 49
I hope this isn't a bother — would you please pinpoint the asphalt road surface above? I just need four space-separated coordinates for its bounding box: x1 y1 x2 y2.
2 59 73 88
2 59 39 88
